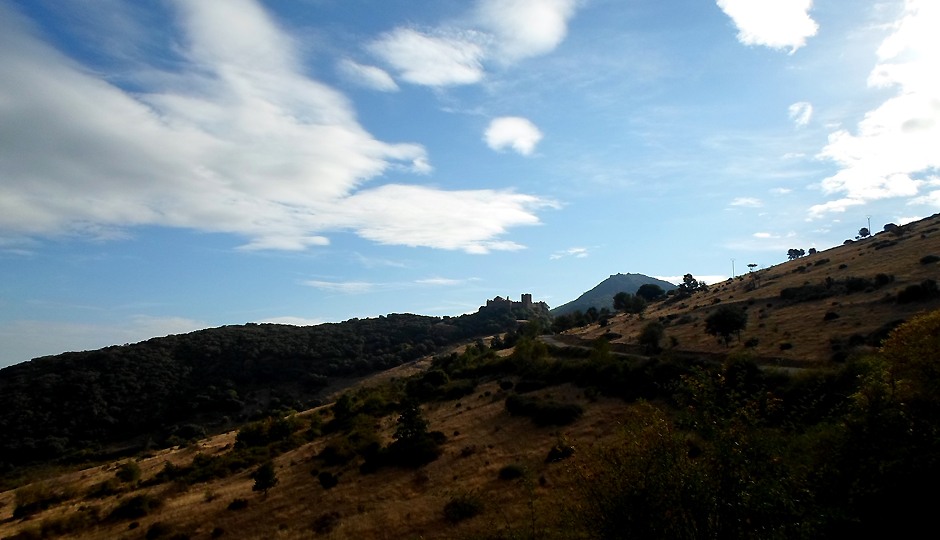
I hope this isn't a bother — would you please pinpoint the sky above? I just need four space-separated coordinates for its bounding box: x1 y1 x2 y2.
1 0 938 367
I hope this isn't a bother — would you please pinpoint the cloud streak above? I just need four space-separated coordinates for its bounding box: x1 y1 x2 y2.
0 0 551 253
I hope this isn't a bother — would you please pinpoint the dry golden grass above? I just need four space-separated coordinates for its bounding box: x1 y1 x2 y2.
0 381 628 539
572 213 940 364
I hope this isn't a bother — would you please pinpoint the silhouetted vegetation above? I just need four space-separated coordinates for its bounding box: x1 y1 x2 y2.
0 309 526 469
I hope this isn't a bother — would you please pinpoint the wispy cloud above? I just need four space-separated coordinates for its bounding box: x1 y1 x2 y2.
729 197 763 208
770 187 792 195
415 277 475 286
812 0 940 217
550 247 589 260
788 101 813 127
484 117 544 155
0 1 551 254
368 28 486 86
338 58 399 91
303 280 376 294
716 0 818 53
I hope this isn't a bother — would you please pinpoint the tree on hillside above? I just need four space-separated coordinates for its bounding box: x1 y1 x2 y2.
705 306 748 346
636 284 666 302
858 227 871 239
678 274 708 294
251 461 278 496
638 321 665 354
787 248 805 260
747 263 758 273
613 292 647 315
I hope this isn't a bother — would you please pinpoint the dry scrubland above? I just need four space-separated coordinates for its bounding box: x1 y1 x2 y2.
575 214 940 364
0 378 623 539
2 214 940 539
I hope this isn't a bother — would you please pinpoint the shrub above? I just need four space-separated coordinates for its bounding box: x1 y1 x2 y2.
318 471 339 490
107 494 162 521
116 461 141 484
443 492 484 524
824 311 840 321
13 482 74 519
897 280 939 303
312 511 342 534
920 254 940 264
505 394 584 426
498 464 526 480
227 498 248 511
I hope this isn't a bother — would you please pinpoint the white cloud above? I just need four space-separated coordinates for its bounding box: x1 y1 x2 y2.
813 0 940 217
475 0 579 62
808 198 865 219
770 187 792 195
752 232 775 238
368 27 486 86
550 247 589 260
716 0 818 52
909 190 940 207
788 101 813 127
0 1 551 254
338 58 399 91
730 197 763 208
367 0 580 87
303 280 376 294
484 117 544 155
896 215 923 225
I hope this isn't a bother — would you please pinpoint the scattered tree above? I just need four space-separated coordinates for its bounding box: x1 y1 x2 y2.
638 321 665 354
635 284 666 302
787 248 806 260
251 461 278 496
808 247 817 255
704 305 748 346
613 292 647 315
677 274 708 294
746 263 758 272
858 227 871 239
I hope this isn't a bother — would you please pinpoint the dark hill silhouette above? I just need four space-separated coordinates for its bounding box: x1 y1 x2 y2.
0 308 537 469
550 273 677 316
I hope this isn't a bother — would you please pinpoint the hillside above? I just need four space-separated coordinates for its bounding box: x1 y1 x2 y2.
1 215 939 539
567 213 940 365
0 306 542 471
550 273 677 316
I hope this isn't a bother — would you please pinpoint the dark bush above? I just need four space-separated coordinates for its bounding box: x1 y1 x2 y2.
546 442 575 463
108 494 162 521
780 284 832 303
779 343 793 351
227 498 248 511
498 379 514 390
505 394 583 426
498 464 526 480
920 254 940 264
318 471 339 490
824 311 841 321
312 512 341 534
897 280 939 303
443 492 483 524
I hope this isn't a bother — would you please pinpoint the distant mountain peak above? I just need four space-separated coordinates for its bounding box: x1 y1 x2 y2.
550 273 677 316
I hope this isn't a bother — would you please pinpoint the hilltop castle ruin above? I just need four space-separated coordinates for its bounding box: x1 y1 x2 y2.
480 294 549 316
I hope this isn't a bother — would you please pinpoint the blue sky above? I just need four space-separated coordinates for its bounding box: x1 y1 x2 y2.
2 0 938 367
